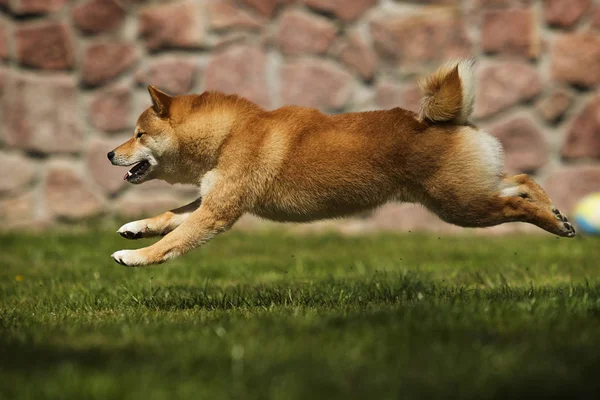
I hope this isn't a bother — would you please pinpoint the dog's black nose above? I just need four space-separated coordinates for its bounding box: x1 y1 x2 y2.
107 151 115 161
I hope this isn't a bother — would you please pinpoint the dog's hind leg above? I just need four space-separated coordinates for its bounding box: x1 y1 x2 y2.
497 174 575 237
117 197 202 239
432 174 576 237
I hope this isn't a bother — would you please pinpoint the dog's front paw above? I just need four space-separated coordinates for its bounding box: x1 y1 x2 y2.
117 221 151 240
111 249 150 267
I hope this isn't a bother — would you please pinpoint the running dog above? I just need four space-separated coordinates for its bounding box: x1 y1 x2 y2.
108 59 575 266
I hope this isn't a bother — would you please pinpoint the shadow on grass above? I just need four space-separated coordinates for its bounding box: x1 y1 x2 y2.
2 334 600 400
0 341 154 373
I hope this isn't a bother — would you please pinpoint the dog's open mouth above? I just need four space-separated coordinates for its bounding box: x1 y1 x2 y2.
124 160 151 183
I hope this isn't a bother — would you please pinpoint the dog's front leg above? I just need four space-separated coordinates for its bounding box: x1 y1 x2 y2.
117 198 203 239
111 195 243 267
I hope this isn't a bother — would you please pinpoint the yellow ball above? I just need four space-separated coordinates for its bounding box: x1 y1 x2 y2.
573 193 600 235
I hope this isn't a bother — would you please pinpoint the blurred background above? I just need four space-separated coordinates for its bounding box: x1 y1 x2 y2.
0 0 599 235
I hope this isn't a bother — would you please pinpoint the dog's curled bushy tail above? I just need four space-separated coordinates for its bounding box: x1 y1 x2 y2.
419 59 475 125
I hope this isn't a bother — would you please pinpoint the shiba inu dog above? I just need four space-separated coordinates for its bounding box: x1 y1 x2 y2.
108 59 575 267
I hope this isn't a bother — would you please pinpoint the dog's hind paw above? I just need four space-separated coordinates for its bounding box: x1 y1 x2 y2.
552 208 576 238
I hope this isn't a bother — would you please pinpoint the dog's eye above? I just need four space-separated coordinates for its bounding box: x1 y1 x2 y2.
136 131 145 139
518 193 530 200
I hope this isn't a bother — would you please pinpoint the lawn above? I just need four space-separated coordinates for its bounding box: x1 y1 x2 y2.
1 225 600 399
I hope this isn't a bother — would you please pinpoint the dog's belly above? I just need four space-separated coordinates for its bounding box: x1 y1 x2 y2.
251 203 376 223
251 187 394 223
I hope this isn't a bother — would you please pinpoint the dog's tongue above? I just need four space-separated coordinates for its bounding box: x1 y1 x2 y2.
123 171 131 181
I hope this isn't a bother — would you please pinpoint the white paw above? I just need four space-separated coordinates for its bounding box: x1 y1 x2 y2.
111 249 149 267
117 221 150 240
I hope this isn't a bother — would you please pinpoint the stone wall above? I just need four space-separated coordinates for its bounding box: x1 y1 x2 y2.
1 0 600 234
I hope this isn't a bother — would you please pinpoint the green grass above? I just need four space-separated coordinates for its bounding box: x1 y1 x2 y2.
1 225 600 399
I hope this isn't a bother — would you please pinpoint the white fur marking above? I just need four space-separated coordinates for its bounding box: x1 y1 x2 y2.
140 148 158 166
461 129 504 191
200 170 220 198
457 59 475 122
500 186 520 197
170 213 192 226
111 249 148 267
473 131 504 177
118 220 148 235
163 249 182 261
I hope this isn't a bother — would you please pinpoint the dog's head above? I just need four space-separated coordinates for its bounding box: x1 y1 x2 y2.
108 86 178 184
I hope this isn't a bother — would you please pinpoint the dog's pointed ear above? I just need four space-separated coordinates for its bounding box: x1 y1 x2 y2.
148 85 172 118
